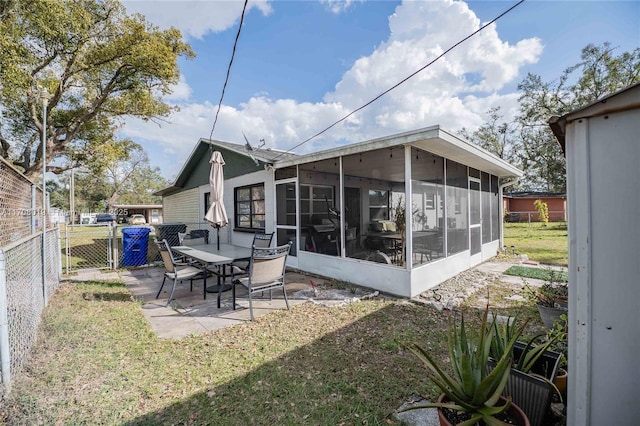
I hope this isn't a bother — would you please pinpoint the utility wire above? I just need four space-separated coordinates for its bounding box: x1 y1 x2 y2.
209 0 249 141
272 0 525 161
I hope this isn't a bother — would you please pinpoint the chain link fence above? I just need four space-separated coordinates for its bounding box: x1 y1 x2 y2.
504 210 566 223
0 157 60 399
61 222 217 273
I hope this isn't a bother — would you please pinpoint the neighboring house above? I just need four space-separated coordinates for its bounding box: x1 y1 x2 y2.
112 204 163 224
549 82 640 425
156 125 521 298
503 191 567 222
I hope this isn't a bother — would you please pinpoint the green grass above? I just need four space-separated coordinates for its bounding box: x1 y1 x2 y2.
503 222 568 266
2 280 543 425
504 265 568 283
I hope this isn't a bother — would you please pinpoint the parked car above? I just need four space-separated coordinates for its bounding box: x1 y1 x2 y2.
95 213 116 224
128 214 146 225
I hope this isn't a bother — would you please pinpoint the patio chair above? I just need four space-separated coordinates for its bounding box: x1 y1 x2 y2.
230 232 274 277
155 239 205 307
232 242 292 321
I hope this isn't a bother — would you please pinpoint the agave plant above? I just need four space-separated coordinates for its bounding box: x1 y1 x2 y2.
488 313 560 374
402 306 527 426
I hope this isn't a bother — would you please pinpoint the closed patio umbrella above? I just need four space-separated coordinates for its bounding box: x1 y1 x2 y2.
204 150 228 250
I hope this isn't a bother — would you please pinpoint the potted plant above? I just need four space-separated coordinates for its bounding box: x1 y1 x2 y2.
488 314 562 426
545 313 568 401
525 270 568 329
400 306 530 426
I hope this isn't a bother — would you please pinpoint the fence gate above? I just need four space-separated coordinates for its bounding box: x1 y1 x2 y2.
62 224 114 273
62 224 162 274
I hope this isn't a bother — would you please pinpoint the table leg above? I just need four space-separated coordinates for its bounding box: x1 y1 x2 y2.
206 264 233 308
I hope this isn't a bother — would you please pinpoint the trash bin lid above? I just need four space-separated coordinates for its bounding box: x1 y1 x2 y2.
122 227 151 236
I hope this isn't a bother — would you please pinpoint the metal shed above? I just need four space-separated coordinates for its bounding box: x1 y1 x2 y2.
550 82 640 425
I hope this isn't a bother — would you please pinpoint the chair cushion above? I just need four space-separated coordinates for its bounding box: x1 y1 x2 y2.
235 276 283 291
167 266 203 280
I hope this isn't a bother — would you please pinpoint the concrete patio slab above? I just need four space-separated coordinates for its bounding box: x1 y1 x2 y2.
70 266 343 338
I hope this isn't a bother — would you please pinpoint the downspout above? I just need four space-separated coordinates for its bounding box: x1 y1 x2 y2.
499 178 519 249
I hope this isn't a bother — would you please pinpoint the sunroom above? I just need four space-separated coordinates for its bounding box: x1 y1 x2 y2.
270 125 521 297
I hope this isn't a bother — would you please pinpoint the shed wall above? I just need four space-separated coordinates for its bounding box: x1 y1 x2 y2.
566 109 640 425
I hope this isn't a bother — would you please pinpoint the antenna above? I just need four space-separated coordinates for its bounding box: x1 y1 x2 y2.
242 132 253 151
242 132 260 166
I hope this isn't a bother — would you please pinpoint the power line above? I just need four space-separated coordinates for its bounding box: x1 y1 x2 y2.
272 0 526 161
209 0 249 141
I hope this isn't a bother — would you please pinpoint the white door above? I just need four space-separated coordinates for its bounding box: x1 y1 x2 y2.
469 178 482 261
275 178 298 267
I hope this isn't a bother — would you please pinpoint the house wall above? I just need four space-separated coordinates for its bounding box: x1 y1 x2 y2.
163 188 200 223
296 238 500 298
223 169 274 248
566 108 640 425
505 197 566 221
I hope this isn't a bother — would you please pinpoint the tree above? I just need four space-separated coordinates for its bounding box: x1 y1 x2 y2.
516 42 640 191
460 106 519 164
0 0 194 179
48 142 169 213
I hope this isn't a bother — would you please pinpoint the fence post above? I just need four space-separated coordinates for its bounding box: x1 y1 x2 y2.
0 249 11 395
111 223 118 270
31 185 37 234
65 225 69 275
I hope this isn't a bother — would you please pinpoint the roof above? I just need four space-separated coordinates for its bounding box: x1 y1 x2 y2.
504 191 566 199
155 138 298 196
156 125 522 197
113 204 163 209
274 125 522 178
549 82 640 154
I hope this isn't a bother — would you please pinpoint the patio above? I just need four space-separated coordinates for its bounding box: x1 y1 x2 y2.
69 266 381 338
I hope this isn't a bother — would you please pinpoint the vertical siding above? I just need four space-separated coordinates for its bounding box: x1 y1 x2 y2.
163 188 200 223
583 110 640 425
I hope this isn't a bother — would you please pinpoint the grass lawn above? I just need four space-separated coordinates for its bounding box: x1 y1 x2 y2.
504 265 568 283
1 280 541 425
503 222 568 266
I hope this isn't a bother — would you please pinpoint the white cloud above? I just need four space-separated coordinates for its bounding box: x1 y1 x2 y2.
163 75 192 101
320 0 363 15
122 0 272 39
121 0 543 178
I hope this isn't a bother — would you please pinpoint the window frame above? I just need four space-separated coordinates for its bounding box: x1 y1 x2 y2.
234 183 266 232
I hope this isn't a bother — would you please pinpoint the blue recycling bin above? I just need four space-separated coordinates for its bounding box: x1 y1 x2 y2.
122 227 151 267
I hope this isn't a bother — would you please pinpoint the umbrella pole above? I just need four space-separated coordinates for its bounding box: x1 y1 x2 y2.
216 225 220 250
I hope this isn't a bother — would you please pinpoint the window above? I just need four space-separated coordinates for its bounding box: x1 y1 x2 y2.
369 189 389 221
234 184 265 230
300 184 335 227
204 192 211 213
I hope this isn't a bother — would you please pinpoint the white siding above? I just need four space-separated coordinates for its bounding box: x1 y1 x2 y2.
566 109 640 425
163 188 200 223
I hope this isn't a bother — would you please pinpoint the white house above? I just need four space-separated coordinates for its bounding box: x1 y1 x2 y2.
549 83 640 425
156 125 521 297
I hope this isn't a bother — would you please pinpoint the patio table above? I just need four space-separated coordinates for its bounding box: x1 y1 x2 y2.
172 244 251 308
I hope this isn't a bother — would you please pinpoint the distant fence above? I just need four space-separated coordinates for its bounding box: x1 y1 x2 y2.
504 210 566 223
0 158 60 399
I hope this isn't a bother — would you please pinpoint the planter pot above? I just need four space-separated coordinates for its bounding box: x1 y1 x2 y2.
513 341 561 381
536 303 568 329
489 343 561 426
436 394 530 426
554 368 568 401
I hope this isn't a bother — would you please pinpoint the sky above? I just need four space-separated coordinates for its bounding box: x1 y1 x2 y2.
120 0 640 181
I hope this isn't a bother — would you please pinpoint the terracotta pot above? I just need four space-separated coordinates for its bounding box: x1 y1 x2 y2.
554 368 568 401
436 394 530 426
